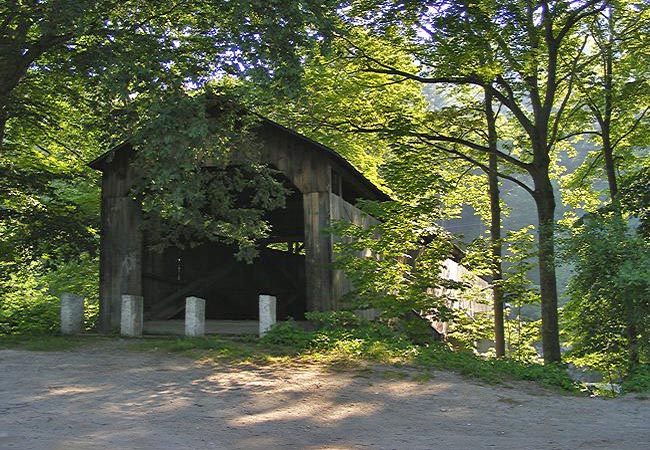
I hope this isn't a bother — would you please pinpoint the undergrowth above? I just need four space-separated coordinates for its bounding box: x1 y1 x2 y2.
621 365 650 393
7 311 644 394
120 326 578 392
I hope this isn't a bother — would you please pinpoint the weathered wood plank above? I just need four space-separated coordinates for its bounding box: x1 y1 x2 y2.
329 193 379 304
303 191 334 311
98 149 143 333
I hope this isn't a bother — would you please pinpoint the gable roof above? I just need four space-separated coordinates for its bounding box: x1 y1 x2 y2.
88 116 390 202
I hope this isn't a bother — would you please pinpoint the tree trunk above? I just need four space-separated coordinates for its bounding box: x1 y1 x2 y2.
485 88 505 357
532 171 562 364
601 12 618 201
602 128 618 200
0 105 6 149
489 155 505 357
600 8 638 366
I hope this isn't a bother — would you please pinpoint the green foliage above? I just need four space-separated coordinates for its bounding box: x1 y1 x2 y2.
499 226 543 362
260 29 429 187
0 263 60 335
270 312 577 391
1 0 337 143
0 1 337 330
505 318 542 364
620 161 650 238
461 225 543 362
132 88 288 261
394 313 442 346
330 199 459 322
305 310 362 329
309 320 414 358
560 212 650 376
262 312 416 360
43 253 100 330
0 140 100 270
260 320 312 348
501 226 540 308
622 365 650 393
447 311 494 354
416 344 577 391
338 0 623 364
561 1 650 210
1 0 647 391
0 48 102 336
0 254 99 335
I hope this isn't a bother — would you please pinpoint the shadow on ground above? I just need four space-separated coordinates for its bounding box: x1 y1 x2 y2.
0 340 648 450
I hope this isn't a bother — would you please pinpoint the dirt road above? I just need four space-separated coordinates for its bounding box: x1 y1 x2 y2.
0 342 648 450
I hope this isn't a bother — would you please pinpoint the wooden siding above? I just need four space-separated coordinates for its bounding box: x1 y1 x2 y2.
303 191 334 311
429 258 492 336
98 147 143 332
329 193 378 304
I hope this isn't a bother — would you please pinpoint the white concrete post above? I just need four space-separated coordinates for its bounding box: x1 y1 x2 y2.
185 296 206 337
259 294 277 337
120 294 143 337
60 293 84 335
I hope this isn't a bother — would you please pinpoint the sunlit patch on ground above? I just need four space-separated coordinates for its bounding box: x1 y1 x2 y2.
1 341 649 450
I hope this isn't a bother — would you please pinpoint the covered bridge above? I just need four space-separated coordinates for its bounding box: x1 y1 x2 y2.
90 117 389 333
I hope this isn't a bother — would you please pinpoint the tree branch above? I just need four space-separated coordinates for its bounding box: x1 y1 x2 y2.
611 107 650 150
556 1 607 43
421 139 535 196
490 77 535 135
557 130 602 141
414 132 533 171
549 35 589 148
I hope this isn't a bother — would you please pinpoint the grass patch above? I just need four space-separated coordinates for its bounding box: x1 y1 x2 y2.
411 371 435 383
415 344 579 391
127 327 579 392
380 369 409 380
126 335 303 366
255 319 580 392
119 321 580 392
0 334 104 351
0 317 582 394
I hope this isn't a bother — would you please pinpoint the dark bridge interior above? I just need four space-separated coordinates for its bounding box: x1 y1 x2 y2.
142 174 307 321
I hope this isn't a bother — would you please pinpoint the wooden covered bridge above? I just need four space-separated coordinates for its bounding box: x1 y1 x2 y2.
90 117 390 333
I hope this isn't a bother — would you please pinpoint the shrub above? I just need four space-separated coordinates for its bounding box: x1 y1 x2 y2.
260 319 312 348
329 200 457 323
0 276 60 334
42 253 99 331
0 254 98 335
622 365 650 393
416 343 577 390
560 212 650 375
0 266 60 335
305 310 362 329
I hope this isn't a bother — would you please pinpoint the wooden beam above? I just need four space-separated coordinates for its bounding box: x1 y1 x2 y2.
98 147 143 333
303 191 334 311
99 193 142 333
